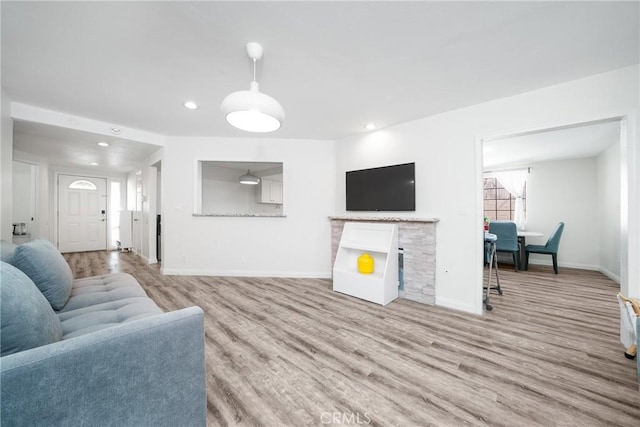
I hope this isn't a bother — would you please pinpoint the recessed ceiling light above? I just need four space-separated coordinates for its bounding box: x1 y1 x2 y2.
89 162 99 166
111 127 121 135
97 142 110 147
364 123 376 131
183 101 198 110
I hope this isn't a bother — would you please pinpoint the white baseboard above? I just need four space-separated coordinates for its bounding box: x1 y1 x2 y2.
435 296 481 315
161 268 332 279
599 267 621 284
524 259 620 282
526 259 600 271
137 253 158 265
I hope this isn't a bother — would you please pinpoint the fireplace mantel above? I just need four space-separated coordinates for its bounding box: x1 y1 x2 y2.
328 215 439 223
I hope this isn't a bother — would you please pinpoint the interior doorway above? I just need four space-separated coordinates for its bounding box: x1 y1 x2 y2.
12 161 37 243
479 117 626 309
58 174 108 253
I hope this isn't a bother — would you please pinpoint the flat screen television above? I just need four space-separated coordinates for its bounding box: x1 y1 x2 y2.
346 162 415 211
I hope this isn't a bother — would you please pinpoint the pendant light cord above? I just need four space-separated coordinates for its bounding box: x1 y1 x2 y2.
252 58 257 83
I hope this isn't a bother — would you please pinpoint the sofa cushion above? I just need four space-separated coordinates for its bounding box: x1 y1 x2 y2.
58 297 163 339
56 273 162 339
60 273 154 312
0 261 63 356
12 239 73 310
0 239 17 264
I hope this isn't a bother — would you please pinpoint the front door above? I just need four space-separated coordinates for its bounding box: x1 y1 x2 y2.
58 175 107 253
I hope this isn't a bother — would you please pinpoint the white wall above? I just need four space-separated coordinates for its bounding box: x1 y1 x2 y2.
1 88 13 240
156 167 162 209
13 150 51 241
622 109 640 299
126 170 137 211
142 164 156 263
525 158 599 269
12 161 34 229
598 140 621 281
335 65 639 314
162 137 335 277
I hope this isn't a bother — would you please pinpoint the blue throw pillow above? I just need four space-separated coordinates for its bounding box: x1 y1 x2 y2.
0 261 63 356
12 239 73 310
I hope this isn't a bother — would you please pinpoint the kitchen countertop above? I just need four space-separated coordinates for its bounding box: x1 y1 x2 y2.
193 213 286 218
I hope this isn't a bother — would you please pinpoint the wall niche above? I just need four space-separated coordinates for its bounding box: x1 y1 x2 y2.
196 161 284 217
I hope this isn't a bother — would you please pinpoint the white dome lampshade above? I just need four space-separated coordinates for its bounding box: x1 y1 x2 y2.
221 42 285 133
221 82 285 133
239 170 260 185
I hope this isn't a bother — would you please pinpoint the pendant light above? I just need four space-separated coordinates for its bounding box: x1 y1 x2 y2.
221 42 285 133
239 170 260 185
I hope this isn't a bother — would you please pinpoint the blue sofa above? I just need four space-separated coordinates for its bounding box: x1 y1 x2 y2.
0 239 206 426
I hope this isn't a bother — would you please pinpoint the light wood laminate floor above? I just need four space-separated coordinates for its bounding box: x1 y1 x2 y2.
64 251 640 426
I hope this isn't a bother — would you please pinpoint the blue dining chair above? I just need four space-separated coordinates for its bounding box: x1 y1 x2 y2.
488 221 520 271
525 222 565 274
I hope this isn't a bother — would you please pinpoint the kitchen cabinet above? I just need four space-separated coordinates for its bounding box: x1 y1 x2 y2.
257 179 283 204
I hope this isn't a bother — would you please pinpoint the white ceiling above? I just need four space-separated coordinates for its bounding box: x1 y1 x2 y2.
483 119 622 169
2 1 638 171
12 120 161 174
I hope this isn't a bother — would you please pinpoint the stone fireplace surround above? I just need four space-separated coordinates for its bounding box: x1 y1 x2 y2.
329 216 438 305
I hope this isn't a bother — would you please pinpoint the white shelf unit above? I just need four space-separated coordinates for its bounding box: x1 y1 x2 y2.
333 222 399 306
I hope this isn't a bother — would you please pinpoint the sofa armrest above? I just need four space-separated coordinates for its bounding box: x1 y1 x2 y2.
1 306 206 427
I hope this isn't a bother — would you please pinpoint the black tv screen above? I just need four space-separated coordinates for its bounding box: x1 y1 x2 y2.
346 163 415 211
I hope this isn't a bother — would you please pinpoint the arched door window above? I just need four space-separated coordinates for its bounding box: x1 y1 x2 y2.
68 180 98 190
